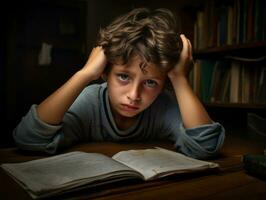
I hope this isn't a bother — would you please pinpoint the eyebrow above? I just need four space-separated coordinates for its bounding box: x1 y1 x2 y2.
114 66 164 81
147 77 164 82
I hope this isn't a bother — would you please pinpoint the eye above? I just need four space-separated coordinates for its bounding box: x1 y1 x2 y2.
144 79 158 88
117 73 130 82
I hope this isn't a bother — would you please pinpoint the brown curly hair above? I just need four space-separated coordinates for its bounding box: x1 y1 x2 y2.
97 8 182 73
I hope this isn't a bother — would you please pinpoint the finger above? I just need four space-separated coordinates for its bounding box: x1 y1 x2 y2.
187 38 192 49
180 34 189 55
187 39 194 62
88 47 96 58
186 38 192 57
90 46 102 59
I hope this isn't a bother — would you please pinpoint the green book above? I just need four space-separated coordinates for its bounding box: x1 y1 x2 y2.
200 60 216 102
243 154 266 179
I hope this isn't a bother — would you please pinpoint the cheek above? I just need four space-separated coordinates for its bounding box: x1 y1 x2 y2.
107 79 127 101
142 88 162 104
108 75 124 88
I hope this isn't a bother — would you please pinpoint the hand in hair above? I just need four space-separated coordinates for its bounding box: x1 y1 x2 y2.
81 46 108 81
168 34 194 79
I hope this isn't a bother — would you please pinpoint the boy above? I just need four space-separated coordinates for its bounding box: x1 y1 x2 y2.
13 8 225 159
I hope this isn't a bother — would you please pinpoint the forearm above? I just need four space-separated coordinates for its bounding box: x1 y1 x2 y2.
170 75 212 128
36 47 107 125
37 70 94 125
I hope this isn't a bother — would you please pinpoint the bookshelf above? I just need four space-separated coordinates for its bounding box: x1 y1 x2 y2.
194 42 266 59
190 0 266 125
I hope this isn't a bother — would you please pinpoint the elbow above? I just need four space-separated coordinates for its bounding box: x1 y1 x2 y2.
12 105 62 154
176 122 226 159
13 124 32 149
13 124 60 154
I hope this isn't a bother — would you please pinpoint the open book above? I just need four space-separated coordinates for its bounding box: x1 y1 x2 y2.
1 147 219 199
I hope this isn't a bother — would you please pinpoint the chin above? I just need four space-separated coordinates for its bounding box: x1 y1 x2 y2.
119 110 140 118
120 113 138 118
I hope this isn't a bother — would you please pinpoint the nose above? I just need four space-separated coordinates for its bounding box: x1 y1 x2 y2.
127 83 141 102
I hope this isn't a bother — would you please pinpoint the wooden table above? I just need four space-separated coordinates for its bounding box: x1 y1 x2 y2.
1 129 266 200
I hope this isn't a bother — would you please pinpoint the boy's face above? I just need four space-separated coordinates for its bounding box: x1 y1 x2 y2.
106 56 166 120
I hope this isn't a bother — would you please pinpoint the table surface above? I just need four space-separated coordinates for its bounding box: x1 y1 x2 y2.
1 129 266 200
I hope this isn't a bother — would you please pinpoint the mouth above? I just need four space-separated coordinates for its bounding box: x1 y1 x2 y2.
121 104 139 111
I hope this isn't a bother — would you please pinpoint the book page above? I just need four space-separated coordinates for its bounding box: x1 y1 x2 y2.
1 151 141 198
112 147 219 181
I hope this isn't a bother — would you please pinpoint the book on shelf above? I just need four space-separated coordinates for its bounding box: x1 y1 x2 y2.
1 147 219 199
193 0 266 50
209 60 231 103
257 67 266 102
192 57 266 104
230 61 241 103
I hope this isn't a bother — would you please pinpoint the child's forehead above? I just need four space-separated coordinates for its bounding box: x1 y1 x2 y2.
117 55 159 70
112 58 166 78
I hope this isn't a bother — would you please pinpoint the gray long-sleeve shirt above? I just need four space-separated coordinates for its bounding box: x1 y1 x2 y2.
13 83 225 159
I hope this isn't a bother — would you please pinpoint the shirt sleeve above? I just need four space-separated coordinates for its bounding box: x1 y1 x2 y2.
13 85 101 154
158 92 225 159
174 122 225 159
13 104 63 154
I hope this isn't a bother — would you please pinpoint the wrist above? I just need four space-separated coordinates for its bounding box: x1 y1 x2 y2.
169 75 191 93
169 73 188 85
75 70 95 85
